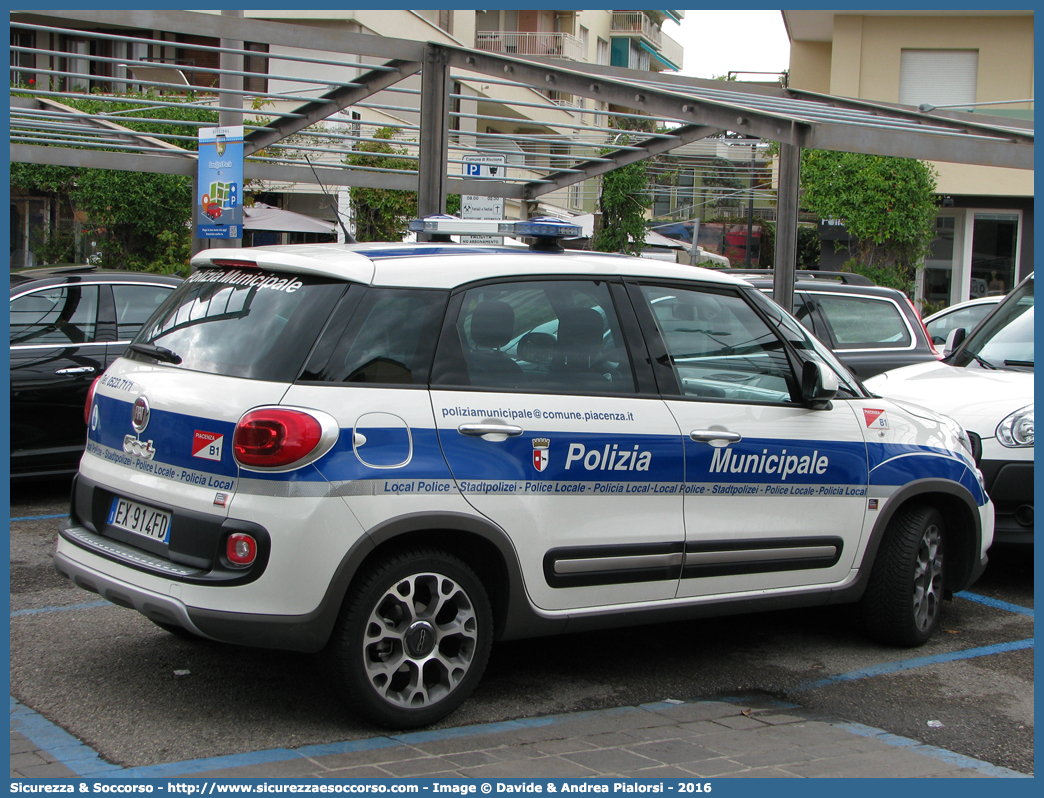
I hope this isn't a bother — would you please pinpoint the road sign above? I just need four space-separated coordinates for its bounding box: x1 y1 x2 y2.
461 155 507 243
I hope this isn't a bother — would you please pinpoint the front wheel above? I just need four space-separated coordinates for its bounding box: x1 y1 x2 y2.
860 505 946 646
325 548 493 729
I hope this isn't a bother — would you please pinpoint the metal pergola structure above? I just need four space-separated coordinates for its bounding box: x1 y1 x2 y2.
9 9 1033 307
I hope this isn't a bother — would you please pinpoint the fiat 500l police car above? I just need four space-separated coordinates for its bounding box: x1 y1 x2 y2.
57 217 992 729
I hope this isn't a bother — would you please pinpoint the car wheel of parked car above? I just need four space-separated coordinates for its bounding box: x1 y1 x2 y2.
326 548 493 728
861 505 946 646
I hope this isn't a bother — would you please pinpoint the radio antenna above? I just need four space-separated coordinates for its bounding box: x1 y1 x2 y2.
304 154 356 244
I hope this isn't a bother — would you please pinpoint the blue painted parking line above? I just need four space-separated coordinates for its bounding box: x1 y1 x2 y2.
10 697 122 777
11 600 111 618
10 512 67 522
793 638 1034 693
957 590 1034 618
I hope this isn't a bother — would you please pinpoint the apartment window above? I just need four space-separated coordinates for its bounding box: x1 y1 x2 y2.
899 49 978 107
569 182 582 210
579 26 589 61
438 10 453 34
596 37 609 66
244 42 269 94
10 30 34 86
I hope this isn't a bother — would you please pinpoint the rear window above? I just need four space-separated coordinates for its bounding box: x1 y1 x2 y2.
134 267 347 382
814 294 913 349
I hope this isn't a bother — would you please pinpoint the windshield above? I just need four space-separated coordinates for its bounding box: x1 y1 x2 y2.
951 275 1033 371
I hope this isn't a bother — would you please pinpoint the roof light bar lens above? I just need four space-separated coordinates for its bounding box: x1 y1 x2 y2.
408 215 582 239
513 217 583 238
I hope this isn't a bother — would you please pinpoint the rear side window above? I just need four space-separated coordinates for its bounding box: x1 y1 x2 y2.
301 287 448 385
814 294 912 349
112 284 176 340
10 285 99 346
433 279 636 394
136 267 346 382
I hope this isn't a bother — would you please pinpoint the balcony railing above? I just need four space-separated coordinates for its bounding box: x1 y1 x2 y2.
475 31 585 62
610 12 662 48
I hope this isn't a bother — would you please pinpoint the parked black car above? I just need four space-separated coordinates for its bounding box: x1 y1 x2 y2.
728 271 941 380
10 266 181 479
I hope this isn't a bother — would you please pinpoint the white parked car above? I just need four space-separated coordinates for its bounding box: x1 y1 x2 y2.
866 272 1032 546
923 296 1002 347
56 217 992 729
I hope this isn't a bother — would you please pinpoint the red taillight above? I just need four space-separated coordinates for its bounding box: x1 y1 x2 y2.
905 295 941 357
84 375 103 424
233 409 323 468
226 533 257 566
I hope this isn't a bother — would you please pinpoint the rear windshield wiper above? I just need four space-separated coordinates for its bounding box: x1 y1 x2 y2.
125 342 182 364
1004 360 1034 368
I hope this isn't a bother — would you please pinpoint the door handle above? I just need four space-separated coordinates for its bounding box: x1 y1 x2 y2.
690 429 742 444
55 366 96 375
458 422 524 439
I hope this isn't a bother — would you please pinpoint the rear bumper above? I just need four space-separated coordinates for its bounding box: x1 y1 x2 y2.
53 539 338 652
53 548 208 636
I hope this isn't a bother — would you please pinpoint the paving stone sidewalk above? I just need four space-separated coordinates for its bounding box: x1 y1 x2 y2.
11 697 1030 779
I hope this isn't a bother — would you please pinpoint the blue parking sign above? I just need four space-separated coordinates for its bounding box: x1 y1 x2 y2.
466 163 482 177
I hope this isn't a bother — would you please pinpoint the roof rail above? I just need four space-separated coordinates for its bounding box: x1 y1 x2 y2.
11 263 98 276
720 268 875 286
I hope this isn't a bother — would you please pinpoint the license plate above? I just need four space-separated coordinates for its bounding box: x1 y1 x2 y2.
107 496 171 544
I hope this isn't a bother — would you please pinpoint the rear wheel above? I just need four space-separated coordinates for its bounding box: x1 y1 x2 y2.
861 505 946 646
325 548 492 729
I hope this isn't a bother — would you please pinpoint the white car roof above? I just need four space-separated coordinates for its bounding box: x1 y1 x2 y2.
923 296 1001 323
190 243 749 290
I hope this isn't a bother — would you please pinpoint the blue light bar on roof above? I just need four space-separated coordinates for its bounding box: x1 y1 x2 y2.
513 217 584 238
408 215 583 239
408 216 514 235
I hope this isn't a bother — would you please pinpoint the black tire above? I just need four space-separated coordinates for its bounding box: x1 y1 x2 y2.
860 505 946 647
324 547 493 729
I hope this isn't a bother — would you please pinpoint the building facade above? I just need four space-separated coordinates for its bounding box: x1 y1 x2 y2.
785 10 1033 308
10 9 685 262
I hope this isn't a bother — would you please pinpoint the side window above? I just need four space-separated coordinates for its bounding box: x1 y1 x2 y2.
639 284 796 404
112 284 176 341
435 279 636 394
306 287 448 385
814 294 912 348
10 285 100 346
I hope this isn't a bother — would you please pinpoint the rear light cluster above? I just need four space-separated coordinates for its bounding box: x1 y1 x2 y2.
232 407 338 470
904 296 941 358
84 375 103 424
226 532 258 566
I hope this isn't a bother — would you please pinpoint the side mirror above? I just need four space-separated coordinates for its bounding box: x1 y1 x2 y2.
801 361 838 409
943 327 966 356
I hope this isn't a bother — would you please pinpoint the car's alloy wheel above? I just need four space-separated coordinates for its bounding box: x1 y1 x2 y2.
327 548 492 728
860 505 946 647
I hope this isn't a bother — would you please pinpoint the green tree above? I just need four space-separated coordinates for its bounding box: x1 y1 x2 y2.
592 127 651 256
10 91 216 272
345 128 459 241
799 150 938 288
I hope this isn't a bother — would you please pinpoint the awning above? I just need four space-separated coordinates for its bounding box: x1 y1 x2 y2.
638 40 679 72
243 202 336 234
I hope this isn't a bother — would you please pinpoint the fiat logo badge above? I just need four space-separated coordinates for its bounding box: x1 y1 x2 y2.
131 396 151 433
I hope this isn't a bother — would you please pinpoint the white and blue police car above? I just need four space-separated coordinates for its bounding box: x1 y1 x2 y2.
56 217 993 728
